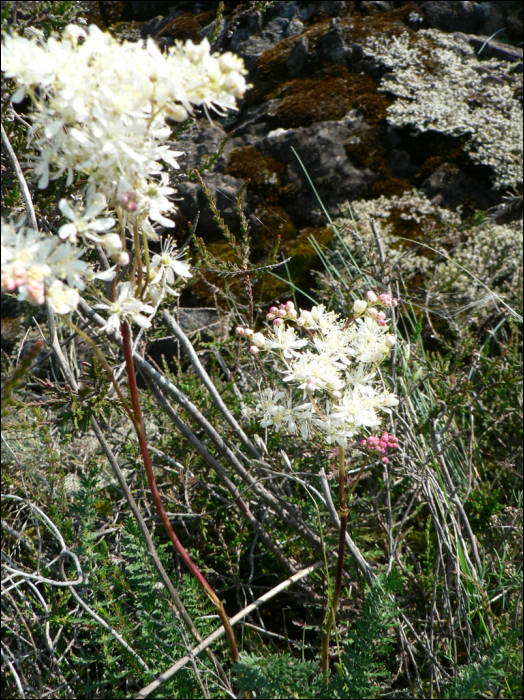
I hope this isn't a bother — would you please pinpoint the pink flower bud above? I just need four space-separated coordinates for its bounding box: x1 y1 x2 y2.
250 346 259 355
269 306 278 314
378 319 386 326
277 308 287 317
367 307 378 318
377 311 386 321
273 317 283 326
235 326 245 335
285 301 295 310
382 457 389 464
306 382 316 392
266 313 276 320
366 290 378 303
361 439 367 445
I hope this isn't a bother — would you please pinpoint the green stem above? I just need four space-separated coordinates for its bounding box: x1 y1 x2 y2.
321 445 347 673
119 321 240 664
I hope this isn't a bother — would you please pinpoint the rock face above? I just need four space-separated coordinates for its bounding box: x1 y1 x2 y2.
120 0 522 300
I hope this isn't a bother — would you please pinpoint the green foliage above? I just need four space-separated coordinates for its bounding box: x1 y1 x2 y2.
1 1 81 37
441 634 518 699
328 571 402 699
234 653 323 699
233 572 402 699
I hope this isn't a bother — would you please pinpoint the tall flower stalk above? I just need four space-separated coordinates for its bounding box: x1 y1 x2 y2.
238 294 400 672
1 23 249 667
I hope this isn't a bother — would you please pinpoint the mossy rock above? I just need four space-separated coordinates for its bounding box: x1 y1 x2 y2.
272 68 392 129
225 146 285 202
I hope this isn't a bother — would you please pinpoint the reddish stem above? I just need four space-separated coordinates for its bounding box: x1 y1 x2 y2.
120 320 239 663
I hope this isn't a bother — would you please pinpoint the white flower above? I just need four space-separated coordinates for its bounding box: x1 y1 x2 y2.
45 279 79 314
58 194 115 244
94 282 155 334
149 238 192 285
254 389 312 437
310 304 341 331
46 239 88 291
265 325 308 358
345 316 393 364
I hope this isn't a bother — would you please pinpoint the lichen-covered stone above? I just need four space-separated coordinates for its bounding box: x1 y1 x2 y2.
362 29 523 189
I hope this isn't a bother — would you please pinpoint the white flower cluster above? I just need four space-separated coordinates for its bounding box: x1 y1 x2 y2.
333 189 522 321
363 30 523 189
2 218 83 313
238 298 398 447
1 25 247 323
2 24 248 229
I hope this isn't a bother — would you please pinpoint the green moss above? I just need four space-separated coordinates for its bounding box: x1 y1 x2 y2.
273 68 392 129
345 124 388 171
157 13 203 43
225 146 285 202
251 205 297 245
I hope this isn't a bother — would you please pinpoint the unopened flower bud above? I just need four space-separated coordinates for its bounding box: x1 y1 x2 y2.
306 381 316 392
277 308 287 317
386 335 396 348
273 317 283 326
296 317 305 326
287 308 297 319
244 328 254 338
366 290 378 303
383 394 399 407
353 299 367 315
331 390 342 400
269 306 278 314
382 457 389 464
113 251 130 265
377 311 386 321
285 301 295 310
249 345 259 355
266 313 276 320
166 103 189 122
235 326 245 335
366 307 378 318
252 332 266 348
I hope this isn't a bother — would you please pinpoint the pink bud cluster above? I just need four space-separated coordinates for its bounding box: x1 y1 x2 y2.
363 290 398 326
118 190 137 213
266 300 297 325
235 326 265 355
2 261 46 305
360 431 399 464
